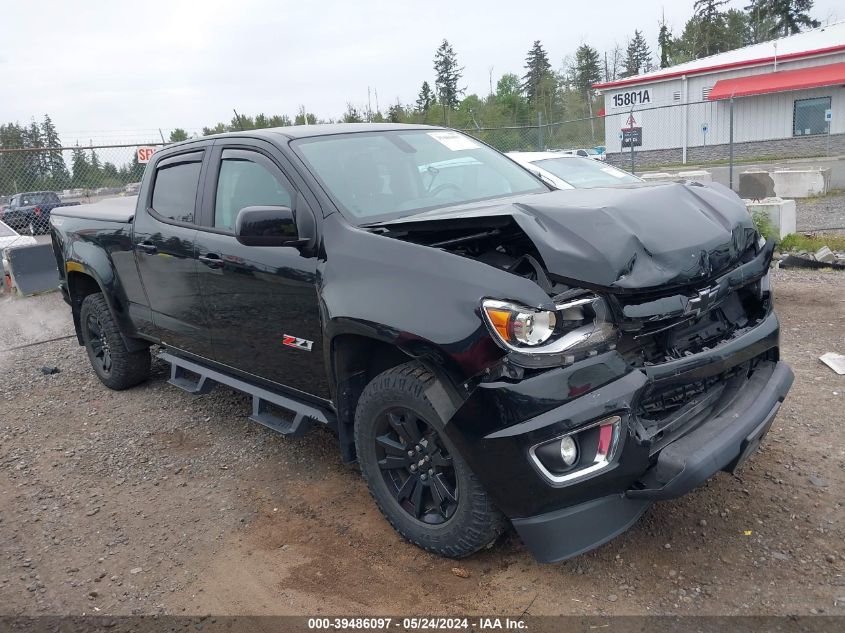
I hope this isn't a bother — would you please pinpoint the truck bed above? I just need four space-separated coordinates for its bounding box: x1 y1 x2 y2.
51 196 137 223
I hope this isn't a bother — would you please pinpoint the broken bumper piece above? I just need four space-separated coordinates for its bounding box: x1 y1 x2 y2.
511 359 793 563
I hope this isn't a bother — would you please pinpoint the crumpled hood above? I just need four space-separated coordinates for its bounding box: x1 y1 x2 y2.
378 182 758 291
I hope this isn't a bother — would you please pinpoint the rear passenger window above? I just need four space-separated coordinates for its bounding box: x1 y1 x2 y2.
151 161 202 224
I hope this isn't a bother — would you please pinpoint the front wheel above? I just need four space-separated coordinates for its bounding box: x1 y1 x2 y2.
355 362 506 558
80 293 150 390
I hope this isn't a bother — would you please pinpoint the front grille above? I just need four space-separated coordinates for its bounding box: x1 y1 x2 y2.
638 374 724 419
615 282 769 368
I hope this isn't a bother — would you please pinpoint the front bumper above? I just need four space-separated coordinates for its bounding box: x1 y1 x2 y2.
444 311 793 562
513 360 792 563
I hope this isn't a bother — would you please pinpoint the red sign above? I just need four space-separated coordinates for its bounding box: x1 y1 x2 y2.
137 147 157 163
625 114 637 128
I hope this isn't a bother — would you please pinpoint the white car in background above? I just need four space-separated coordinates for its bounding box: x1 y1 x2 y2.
0 220 37 290
507 151 642 190
0 219 36 251
555 147 605 161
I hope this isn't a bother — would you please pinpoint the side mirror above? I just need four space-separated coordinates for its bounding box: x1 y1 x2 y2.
234 206 308 247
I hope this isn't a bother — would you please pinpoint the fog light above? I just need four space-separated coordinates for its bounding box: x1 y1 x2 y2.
559 436 578 466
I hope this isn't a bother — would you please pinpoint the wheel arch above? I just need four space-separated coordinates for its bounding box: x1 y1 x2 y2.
329 332 467 463
66 269 149 352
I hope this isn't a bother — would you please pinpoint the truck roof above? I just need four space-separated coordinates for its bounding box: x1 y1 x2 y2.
177 123 445 147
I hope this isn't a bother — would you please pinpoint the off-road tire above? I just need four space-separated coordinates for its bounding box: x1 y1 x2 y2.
80 293 150 390
355 361 507 558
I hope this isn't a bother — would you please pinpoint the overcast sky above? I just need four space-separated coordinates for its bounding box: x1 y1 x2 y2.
2 0 841 144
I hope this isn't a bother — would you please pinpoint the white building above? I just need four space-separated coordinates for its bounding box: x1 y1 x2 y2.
593 22 845 164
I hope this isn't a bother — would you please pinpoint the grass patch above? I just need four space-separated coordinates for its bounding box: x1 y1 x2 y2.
643 155 790 171
751 211 778 241
779 232 845 252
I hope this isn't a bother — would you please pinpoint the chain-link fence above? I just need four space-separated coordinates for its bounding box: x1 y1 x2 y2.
464 97 842 182
0 143 164 240
460 115 607 155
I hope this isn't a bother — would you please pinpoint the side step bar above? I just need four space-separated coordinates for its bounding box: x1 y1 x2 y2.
159 351 334 437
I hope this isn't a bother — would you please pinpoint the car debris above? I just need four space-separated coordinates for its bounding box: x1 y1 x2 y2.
819 352 845 375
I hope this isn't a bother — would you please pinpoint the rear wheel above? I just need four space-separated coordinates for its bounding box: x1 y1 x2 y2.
355 362 506 558
80 293 150 390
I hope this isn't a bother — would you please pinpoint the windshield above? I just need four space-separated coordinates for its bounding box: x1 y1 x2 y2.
535 157 640 189
293 129 546 223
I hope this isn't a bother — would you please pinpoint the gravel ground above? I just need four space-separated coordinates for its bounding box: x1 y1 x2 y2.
0 270 843 616
797 191 845 233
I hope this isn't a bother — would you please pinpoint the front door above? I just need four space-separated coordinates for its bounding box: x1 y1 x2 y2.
132 148 212 357
194 142 328 399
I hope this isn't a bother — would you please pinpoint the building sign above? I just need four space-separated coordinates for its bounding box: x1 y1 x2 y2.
611 89 652 108
621 127 642 148
137 147 157 163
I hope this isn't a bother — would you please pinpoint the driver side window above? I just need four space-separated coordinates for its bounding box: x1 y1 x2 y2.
214 151 293 231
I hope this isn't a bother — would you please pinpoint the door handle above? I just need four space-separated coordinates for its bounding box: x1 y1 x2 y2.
199 253 224 269
137 242 157 253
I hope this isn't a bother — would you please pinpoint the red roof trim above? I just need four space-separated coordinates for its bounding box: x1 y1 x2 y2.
592 43 845 90
708 60 845 100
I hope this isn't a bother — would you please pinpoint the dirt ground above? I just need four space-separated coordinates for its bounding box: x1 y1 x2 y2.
0 269 843 617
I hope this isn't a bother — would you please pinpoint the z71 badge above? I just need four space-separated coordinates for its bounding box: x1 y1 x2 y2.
282 334 313 351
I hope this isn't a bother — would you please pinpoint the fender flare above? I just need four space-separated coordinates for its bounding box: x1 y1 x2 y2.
65 262 148 353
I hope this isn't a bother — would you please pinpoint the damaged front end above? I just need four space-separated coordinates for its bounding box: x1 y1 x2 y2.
370 182 792 562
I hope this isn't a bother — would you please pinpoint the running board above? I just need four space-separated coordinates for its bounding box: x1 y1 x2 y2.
159 351 333 437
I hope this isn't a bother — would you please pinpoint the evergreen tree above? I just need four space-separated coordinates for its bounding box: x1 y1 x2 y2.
623 30 653 77
746 0 819 38
723 9 752 49
520 40 553 106
745 0 779 42
693 0 729 56
658 18 672 68
433 39 464 113
571 44 602 94
0 123 27 193
169 128 188 142
71 146 90 188
22 121 47 188
41 114 70 189
415 81 435 113
387 103 406 123
90 148 102 182
342 103 363 123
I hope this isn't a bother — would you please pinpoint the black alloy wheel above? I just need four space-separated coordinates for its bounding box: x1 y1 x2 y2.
85 311 113 376
374 407 459 524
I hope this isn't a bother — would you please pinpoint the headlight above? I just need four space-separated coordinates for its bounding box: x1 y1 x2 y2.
481 295 617 357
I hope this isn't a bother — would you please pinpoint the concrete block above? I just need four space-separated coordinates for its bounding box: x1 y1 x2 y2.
771 168 831 198
640 172 675 182
814 246 835 263
676 170 712 182
745 197 797 240
739 170 775 200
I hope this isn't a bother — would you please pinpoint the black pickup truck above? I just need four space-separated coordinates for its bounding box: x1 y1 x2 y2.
2 191 80 234
50 124 793 563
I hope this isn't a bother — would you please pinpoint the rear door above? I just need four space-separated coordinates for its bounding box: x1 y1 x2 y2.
132 146 213 357
194 139 328 399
